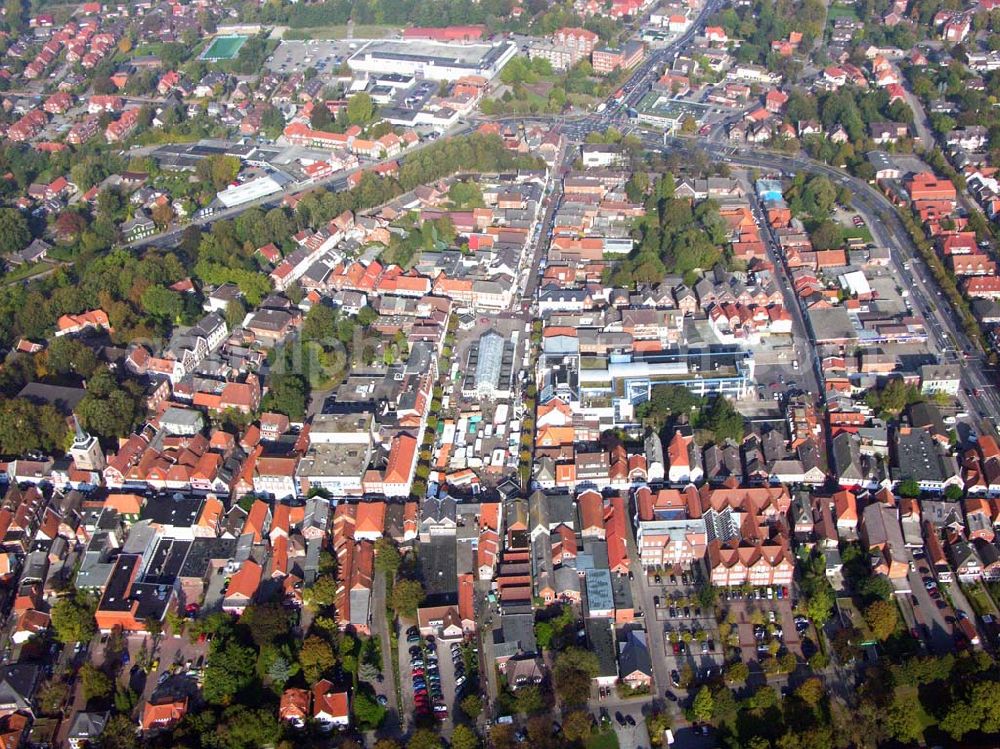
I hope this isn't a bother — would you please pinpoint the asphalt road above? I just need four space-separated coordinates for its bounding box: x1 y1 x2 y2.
126 124 474 251
641 134 1000 440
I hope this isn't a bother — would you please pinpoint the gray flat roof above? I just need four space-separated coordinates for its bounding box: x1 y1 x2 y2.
808 306 858 343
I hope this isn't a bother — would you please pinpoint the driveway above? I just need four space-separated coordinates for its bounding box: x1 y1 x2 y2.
910 558 956 652
608 702 651 747
369 572 401 732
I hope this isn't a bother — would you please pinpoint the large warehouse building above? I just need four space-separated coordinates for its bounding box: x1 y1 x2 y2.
347 39 517 82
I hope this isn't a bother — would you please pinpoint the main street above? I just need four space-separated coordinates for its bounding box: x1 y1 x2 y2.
653 136 1000 438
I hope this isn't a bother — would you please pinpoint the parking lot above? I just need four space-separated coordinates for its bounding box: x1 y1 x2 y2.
720 589 803 665
265 39 360 75
124 632 207 704
401 626 469 735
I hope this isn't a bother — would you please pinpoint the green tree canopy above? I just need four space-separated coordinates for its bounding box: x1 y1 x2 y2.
51 589 96 643
864 599 899 641
389 578 426 618
553 648 599 705
693 686 715 722
202 640 257 704
0 207 30 255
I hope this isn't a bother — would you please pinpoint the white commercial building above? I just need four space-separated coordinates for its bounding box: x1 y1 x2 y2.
216 173 291 208
347 39 517 82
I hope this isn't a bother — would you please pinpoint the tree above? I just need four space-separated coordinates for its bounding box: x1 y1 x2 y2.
451 724 480 749
697 584 718 609
390 578 425 618
352 691 387 729
864 599 899 641
374 537 402 574
99 715 139 749
45 336 98 379
553 648 599 705
241 602 290 647
514 685 545 714
76 369 143 440
940 696 981 740
51 590 96 644
37 679 69 715
305 575 337 609
647 711 672 746
0 399 70 456
725 661 749 684
311 101 334 130
407 729 444 749
202 641 257 704
692 686 714 723
0 207 29 255
700 396 745 442
859 574 894 603
302 303 337 343
266 654 297 688
299 635 336 683
897 479 921 498
460 693 483 720
196 155 241 191
803 176 837 216
80 663 112 702
224 298 247 330
55 211 87 241
151 201 174 229
806 582 834 626
795 676 825 709
346 92 375 125
4 0 24 31
944 484 964 501
885 691 923 744
260 373 308 421
809 220 843 250
359 661 380 683
561 710 593 742
140 285 184 321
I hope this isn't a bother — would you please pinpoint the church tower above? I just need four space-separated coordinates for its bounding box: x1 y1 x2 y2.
69 416 105 472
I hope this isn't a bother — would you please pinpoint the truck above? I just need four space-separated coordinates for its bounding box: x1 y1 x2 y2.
956 615 980 647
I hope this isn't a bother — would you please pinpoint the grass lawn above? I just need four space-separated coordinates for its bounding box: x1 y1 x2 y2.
585 730 620 749
842 226 874 244
827 4 860 21
961 582 997 617
895 685 936 732
283 24 398 40
1 260 55 285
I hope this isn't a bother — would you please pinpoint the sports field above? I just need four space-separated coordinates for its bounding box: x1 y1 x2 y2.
201 35 248 61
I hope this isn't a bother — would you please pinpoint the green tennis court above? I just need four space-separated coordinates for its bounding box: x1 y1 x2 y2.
201 35 248 61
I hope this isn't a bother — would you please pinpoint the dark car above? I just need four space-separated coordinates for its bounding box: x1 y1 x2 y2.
665 691 677 702
626 715 635 726
615 712 626 726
